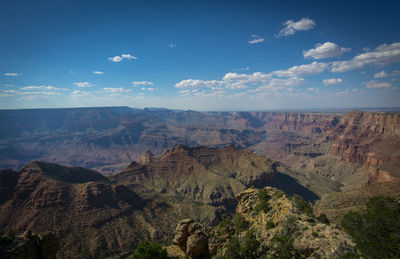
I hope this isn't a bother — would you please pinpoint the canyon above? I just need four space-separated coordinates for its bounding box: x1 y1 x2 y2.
0 107 399 257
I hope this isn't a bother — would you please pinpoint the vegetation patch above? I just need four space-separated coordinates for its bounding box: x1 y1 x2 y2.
341 196 400 259
291 194 313 216
254 188 271 214
233 213 249 233
131 241 169 259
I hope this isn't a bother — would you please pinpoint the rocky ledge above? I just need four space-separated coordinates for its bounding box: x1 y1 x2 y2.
167 187 356 258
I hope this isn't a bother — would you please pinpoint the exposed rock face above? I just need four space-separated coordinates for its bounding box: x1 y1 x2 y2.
114 145 280 211
168 187 357 258
0 161 172 258
172 219 209 257
0 231 59 259
139 151 154 164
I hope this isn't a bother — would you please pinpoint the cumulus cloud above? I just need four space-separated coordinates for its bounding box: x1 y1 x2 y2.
248 34 264 44
303 42 350 59
175 79 224 89
323 78 342 86
93 71 104 75
273 61 328 77
103 87 131 93
175 61 328 95
363 80 392 89
331 42 400 72
4 73 21 76
132 81 154 86
276 17 316 37
74 82 93 88
108 53 138 62
374 71 388 78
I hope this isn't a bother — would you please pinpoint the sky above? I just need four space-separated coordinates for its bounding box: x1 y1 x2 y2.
1 0 400 111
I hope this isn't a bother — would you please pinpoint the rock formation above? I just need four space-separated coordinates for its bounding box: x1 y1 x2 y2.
168 187 357 258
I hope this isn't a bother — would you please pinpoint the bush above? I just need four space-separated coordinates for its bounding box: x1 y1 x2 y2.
271 235 295 259
255 188 271 214
341 196 400 259
224 237 241 259
131 241 169 259
233 213 249 233
291 194 312 215
274 190 285 199
224 229 260 259
266 221 275 230
317 213 330 225
218 214 232 229
240 229 260 259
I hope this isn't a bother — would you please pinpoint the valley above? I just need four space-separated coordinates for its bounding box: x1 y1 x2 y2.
0 107 399 258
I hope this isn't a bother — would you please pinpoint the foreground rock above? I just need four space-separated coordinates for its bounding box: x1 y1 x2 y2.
168 187 357 258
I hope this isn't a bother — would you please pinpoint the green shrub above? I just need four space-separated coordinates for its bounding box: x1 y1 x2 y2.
317 213 330 225
271 235 295 259
218 214 232 229
233 213 249 233
291 194 313 216
341 196 400 259
274 190 285 199
131 241 169 259
240 229 260 259
255 188 271 214
224 237 241 259
266 221 275 230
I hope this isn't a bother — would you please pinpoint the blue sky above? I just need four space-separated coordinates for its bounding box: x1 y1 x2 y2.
1 0 400 110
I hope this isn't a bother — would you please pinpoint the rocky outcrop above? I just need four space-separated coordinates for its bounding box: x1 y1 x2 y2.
0 231 59 259
171 219 209 257
169 187 357 258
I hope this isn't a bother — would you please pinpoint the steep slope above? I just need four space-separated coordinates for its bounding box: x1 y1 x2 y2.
113 145 319 214
167 187 356 258
0 161 173 258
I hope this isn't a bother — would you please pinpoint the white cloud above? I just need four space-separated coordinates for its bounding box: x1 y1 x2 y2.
175 79 224 89
392 70 400 76
273 61 328 77
276 17 316 37
103 87 131 93
93 71 104 75
323 78 342 86
374 71 388 78
4 73 21 76
3 89 61 96
71 90 92 97
337 89 350 95
248 38 264 44
2 84 14 87
303 42 350 59
132 81 154 86
21 85 58 90
331 42 400 72
74 82 93 88
248 35 264 44
108 53 137 62
141 87 157 92
363 80 392 89
170 43 177 48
